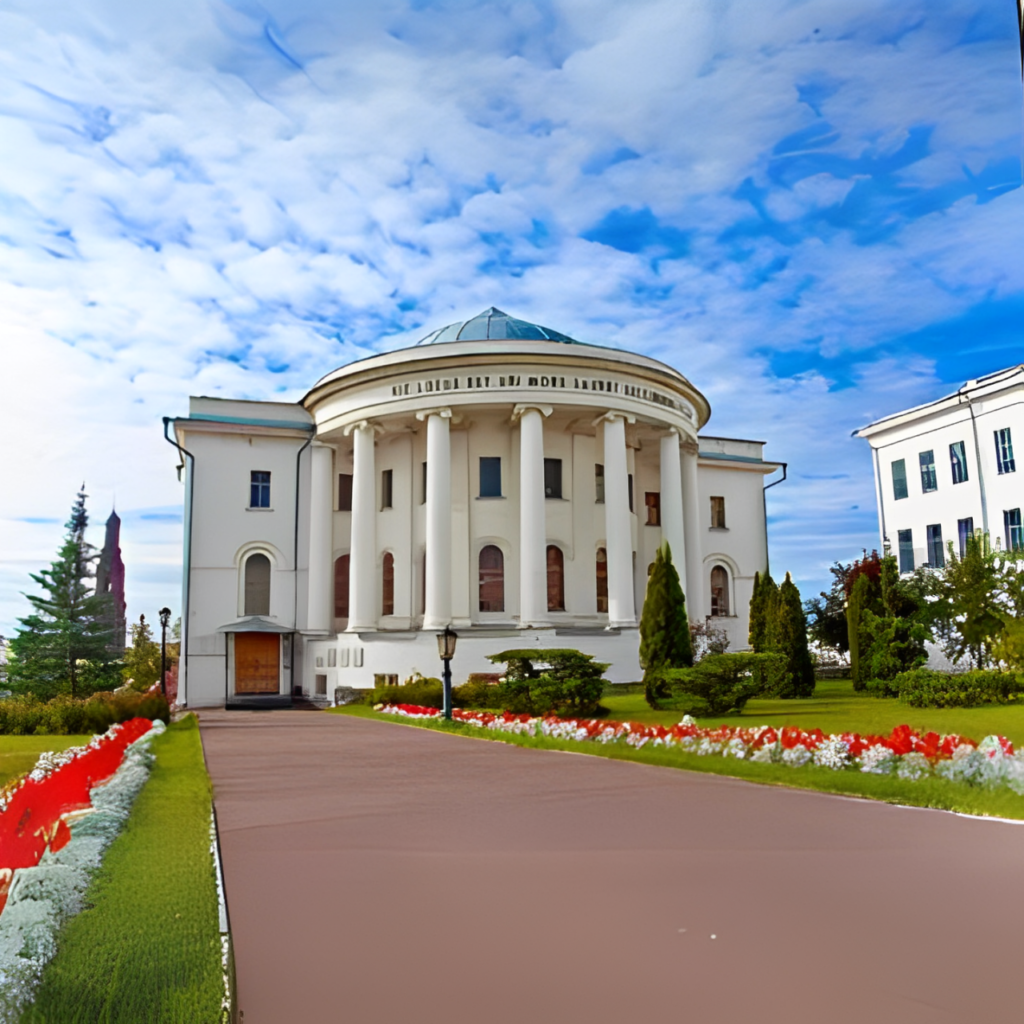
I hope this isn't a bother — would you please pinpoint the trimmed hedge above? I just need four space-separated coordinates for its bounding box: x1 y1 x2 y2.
0 690 171 735
486 649 608 717
867 668 1024 708
649 652 781 716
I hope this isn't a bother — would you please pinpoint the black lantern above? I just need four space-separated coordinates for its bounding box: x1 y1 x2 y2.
159 607 172 698
436 625 458 719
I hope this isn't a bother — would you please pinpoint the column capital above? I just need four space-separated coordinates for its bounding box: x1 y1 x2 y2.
341 419 384 437
511 403 552 424
415 407 463 424
592 410 636 428
680 438 700 456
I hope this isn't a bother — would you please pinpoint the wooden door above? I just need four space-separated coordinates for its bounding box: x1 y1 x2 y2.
235 632 280 694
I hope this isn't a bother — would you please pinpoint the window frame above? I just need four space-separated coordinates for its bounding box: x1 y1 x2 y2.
381 469 393 510
710 496 726 529
891 459 908 501
897 529 914 574
249 470 271 509
919 451 937 493
1005 508 1023 552
710 565 730 617
478 544 505 613
957 517 974 558
546 545 565 611
644 491 661 526
338 473 353 512
594 464 605 504
925 524 945 568
996 428 1016 475
243 552 271 616
949 441 968 485
479 457 502 498
544 458 563 499
333 554 350 619
595 547 608 613
381 552 395 616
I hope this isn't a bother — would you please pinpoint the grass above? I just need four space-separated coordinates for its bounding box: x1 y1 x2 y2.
329 679 1024 820
21 716 224 1024
0 735 92 788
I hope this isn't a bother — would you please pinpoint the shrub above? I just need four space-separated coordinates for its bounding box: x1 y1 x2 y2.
867 668 1024 708
649 653 783 716
452 675 502 709
0 688 170 735
639 542 692 703
364 677 444 709
487 649 608 717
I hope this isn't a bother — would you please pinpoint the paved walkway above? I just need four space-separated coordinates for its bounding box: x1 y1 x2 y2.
198 711 1024 1023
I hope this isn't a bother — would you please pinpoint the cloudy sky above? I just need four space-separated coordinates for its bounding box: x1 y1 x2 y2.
1 0 1022 635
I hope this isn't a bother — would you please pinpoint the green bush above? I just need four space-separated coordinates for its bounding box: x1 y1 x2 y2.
0 688 171 735
867 668 1024 708
364 677 445 708
649 652 782 716
452 675 502 709
487 649 608 717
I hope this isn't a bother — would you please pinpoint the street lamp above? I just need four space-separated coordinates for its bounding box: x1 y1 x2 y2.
159 607 172 698
436 625 458 720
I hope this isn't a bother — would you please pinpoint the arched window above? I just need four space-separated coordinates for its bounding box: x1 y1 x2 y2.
334 555 350 619
595 548 608 613
479 545 504 612
547 545 565 612
382 553 395 616
244 553 271 616
710 565 730 617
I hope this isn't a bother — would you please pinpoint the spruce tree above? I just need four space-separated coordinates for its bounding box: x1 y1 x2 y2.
774 573 815 697
749 571 777 652
122 614 162 690
640 542 692 706
9 488 114 698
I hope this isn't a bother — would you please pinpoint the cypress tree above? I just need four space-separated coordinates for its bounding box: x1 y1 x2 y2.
774 573 815 697
640 542 692 706
749 571 777 653
846 573 870 690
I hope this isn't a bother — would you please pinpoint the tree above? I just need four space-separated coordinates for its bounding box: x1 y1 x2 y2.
639 542 692 706
748 571 776 652
122 614 162 690
804 561 852 659
767 573 816 698
487 649 608 717
8 488 115 698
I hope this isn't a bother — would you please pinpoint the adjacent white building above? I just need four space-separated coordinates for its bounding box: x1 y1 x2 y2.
856 364 1024 572
166 308 784 707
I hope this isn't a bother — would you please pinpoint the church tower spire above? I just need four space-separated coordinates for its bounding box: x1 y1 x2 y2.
95 509 127 656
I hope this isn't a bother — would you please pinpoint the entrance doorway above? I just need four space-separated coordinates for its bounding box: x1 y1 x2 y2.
234 632 280 694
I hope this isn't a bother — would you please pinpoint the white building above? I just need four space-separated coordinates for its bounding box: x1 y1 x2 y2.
165 308 784 707
856 364 1024 572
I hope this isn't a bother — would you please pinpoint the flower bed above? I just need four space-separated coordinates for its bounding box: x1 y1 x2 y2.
376 703 1024 793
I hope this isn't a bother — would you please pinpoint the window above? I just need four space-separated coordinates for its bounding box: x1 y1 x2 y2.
479 457 502 498
338 473 353 512
949 441 968 485
891 460 908 501
710 496 726 529
546 546 565 611
421 461 428 504
596 548 608 613
627 474 634 512
373 673 399 687
897 529 914 574
244 553 271 616
250 471 271 509
926 524 944 568
996 429 1016 474
1005 508 1023 552
958 517 974 558
381 469 393 509
327 648 337 667
645 492 661 526
544 458 563 498
333 555 350 618
710 566 729 617
478 545 504 612
595 464 605 503
919 451 937 493
382 553 394 615
315 674 327 695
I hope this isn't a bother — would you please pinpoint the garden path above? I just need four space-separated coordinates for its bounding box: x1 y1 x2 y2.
198 710 1024 1024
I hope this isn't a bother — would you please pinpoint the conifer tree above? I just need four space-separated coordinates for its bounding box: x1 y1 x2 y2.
748 571 777 652
640 542 692 705
122 614 162 690
9 487 114 698
773 573 815 697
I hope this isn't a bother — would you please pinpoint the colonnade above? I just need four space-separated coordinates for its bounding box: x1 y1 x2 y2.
307 407 702 633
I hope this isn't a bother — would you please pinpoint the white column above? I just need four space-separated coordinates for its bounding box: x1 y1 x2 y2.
603 414 636 628
681 438 702 620
346 423 377 631
659 430 687 590
307 442 334 632
422 409 452 629
517 405 549 627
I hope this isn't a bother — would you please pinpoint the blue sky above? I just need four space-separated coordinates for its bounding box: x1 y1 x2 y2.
1 0 1022 634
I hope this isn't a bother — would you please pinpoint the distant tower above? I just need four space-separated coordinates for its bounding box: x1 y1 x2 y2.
95 509 127 656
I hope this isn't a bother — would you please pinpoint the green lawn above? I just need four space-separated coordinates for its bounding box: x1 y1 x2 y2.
0 735 92 788
21 716 226 1024
330 679 1024 820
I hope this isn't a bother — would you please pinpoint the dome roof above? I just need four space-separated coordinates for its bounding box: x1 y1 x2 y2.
416 307 580 346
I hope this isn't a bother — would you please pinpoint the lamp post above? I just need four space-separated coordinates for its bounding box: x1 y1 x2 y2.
159 607 171 698
436 625 458 720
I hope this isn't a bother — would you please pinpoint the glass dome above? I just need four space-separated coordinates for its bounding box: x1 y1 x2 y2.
416 307 580 346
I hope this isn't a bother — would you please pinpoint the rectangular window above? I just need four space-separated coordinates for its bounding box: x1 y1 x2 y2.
1005 508 1023 552
628 474 634 512
919 451 937 493
926 524 945 568
544 458 562 498
645 492 660 526
710 496 726 529
381 469 393 509
250 471 271 508
595 464 605 503
421 461 427 504
315 674 327 695
479 457 502 497
891 459 908 500
338 473 353 512
897 529 914 574
996 428 1016 474
949 441 968 484
327 648 337 668
958 517 974 558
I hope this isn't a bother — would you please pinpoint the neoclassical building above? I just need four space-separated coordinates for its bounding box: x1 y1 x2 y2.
166 308 784 706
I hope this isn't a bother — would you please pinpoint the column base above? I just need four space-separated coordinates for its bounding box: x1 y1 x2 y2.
345 624 377 633
607 619 637 630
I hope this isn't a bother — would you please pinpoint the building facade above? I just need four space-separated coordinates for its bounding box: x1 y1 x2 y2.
856 364 1024 572
166 309 783 707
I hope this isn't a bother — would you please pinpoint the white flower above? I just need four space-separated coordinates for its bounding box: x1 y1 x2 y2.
858 744 897 775
723 737 748 759
678 715 698 727
812 737 852 771
896 752 931 781
781 745 812 768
